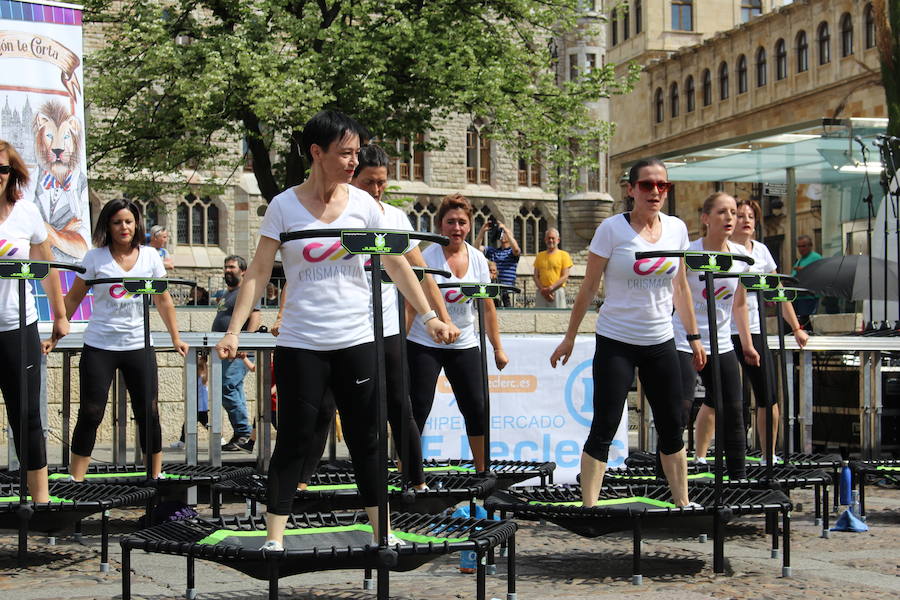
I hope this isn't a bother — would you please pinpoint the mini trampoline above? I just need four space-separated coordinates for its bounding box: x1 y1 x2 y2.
40 463 256 490
485 483 792 584
850 459 900 518
120 510 518 600
0 480 154 571
604 464 832 534
211 471 496 517
392 459 557 489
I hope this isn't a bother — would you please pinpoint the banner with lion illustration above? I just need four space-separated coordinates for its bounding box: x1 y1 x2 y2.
0 1 91 319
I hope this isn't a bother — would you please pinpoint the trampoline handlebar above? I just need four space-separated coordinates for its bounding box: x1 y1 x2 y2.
0 258 86 273
279 228 449 246
634 250 753 264
83 277 198 287
364 265 452 279
436 282 522 294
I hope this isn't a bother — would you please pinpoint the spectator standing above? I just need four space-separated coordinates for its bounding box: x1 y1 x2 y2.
791 235 822 330
533 228 573 308
476 219 520 307
148 225 174 270
212 255 260 451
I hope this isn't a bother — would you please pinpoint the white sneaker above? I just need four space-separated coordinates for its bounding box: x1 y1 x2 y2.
170 440 185 450
259 540 284 552
693 456 708 465
682 501 704 509
386 534 407 547
412 484 430 493
760 454 782 467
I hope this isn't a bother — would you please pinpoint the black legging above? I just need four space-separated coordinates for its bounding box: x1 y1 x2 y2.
407 341 485 436
72 345 161 457
0 323 46 470
678 350 746 478
269 342 380 514
298 334 425 485
732 333 776 408
584 335 684 462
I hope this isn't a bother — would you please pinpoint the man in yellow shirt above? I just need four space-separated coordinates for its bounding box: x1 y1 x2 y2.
532 228 573 308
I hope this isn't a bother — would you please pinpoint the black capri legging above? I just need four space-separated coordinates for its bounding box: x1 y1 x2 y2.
0 323 46 470
407 341 485 436
732 333 776 409
298 334 425 485
269 342 380 514
72 345 161 457
678 349 746 479
584 335 685 462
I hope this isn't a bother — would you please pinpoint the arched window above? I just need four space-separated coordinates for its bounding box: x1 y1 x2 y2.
840 13 853 57
702 69 712 106
635 0 642 34
719 61 729 100
654 87 664 123
865 3 876 49
737 55 748 94
514 207 548 255
129 197 159 233
685 75 695 112
177 194 219 246
796 31 808 72
611 12 618 46
407 200 438 233
756 47 767 86
670 82 679 118
775 39 787 80
623 2 630 40
817 22 830 65
469 204 495 246
672 0 693 31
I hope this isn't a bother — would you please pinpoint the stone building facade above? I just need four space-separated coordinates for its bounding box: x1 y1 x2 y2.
605 0 885 269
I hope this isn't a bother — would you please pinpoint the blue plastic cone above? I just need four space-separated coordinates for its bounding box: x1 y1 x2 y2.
830 508 869 532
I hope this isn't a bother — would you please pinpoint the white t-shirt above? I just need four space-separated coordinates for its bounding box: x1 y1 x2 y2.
79 246 166 351
407 241 489 350
673 239 750 354
260 185 387 351
0 200 49 331
592 212 689 346
372 202 418 338
730 240 777 336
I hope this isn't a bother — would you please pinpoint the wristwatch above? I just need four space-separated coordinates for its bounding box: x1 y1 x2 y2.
686 333 701 342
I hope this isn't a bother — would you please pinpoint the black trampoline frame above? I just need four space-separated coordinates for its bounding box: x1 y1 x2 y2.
120 510 518 600
850 459 900 517
485 483 792 585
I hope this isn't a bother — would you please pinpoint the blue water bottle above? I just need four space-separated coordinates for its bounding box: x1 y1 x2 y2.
453 504 486 573
839 460 853 506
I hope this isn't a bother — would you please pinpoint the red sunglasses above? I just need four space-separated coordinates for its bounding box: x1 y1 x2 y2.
635 180 673 193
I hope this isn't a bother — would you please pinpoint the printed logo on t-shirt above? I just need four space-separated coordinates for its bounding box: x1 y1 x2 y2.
627 257 677 290
0 239 21 257
301 240 354 263
295 240 363 283
443 289 474 305
701 285 733 301
109 284 136 300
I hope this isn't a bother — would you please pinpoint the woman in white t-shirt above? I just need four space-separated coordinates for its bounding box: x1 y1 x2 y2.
406 193 508 473
0 140 69 503
673 192 759 478
61 198 188 481
550 158 705 507
730 198 808 464
214 111 450 551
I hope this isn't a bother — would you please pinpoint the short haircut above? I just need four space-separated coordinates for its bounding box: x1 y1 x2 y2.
736 198 762 222
437 193 473 224
149 225 168 239
224 255 248 271
628 157 667 184
92 198 145 249
300 110 370 164
354 143 390 177
0 139 29 205
797 235 813 245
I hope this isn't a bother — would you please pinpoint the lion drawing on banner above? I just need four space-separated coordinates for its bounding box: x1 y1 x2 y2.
31 99 89 260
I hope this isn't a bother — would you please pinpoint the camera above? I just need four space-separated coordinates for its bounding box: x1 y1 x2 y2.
487 216 498 229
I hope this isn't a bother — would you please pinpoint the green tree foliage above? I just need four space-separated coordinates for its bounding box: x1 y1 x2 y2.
84 0 638 200
873 0 900 137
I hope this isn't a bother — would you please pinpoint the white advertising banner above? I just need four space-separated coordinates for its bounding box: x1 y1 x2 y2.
421 334 629 484
0 1 90 262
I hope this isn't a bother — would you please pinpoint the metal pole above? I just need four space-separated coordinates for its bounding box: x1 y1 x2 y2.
17 278 29 565
756 289 774 479
787 167 798 270
477 299 491 472
370 254 390 600
703 273 726 574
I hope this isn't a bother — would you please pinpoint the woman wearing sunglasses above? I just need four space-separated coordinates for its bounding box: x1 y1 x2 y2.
674 192 759 479
550 158 705 507
730 198 808 465
0 140 69 502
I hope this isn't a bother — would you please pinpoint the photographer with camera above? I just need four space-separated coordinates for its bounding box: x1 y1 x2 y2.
476 215 520 307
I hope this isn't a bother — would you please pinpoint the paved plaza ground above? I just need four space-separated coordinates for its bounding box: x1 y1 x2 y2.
0 481 898 599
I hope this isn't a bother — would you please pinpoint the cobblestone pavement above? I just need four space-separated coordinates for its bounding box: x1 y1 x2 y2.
0 486 898 599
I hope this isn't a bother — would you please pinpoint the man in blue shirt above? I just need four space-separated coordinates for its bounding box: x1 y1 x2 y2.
476 218 520 307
